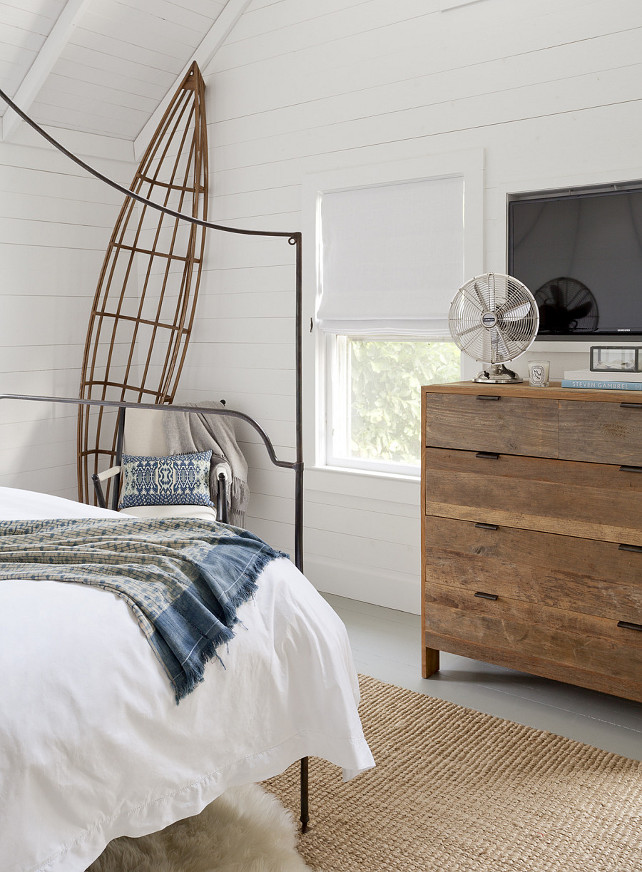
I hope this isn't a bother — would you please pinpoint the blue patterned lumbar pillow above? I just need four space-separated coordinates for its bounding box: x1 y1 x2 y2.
119 451 214 509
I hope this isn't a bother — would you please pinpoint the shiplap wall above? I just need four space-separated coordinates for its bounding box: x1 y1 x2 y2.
180 0 642 612
0 131 135 499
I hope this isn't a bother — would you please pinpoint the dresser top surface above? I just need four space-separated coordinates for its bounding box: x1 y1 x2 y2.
422 381 642 404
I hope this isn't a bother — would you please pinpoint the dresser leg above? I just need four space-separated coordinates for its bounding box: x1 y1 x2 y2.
422 646 440 678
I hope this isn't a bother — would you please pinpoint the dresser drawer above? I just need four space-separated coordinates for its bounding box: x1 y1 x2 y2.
424 447 642 546
424 516 642 623
424 392 558 457
559 398 642 465
424 585 642 700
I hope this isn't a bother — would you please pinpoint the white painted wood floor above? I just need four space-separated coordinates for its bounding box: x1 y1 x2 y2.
324 594 642 762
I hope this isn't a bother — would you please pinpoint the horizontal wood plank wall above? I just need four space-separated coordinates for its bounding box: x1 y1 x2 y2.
177 0 642 611
0 135 135 500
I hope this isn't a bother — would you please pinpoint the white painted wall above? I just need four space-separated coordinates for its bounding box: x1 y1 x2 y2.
0 129 135 499
185 0 642 613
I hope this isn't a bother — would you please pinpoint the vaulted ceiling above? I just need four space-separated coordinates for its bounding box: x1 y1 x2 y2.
0 0 247 154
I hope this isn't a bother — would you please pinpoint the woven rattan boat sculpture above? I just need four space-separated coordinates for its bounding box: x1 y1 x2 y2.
77 62 208 504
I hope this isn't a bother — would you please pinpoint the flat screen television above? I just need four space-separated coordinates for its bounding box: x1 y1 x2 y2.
507 183 642 337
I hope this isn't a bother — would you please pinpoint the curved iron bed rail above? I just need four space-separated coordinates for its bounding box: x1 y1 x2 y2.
0 87 294 238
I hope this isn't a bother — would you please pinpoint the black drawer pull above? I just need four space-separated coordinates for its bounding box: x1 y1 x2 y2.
476 451 500 460
618 543 642 553
620 402 642 409
617 620 642 632
619 465 642 473
474 591 498 601
475 522 498 531
476 395 501 401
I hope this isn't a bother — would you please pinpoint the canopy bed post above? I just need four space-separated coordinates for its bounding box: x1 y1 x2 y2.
292 232 304 576
291 231 308 831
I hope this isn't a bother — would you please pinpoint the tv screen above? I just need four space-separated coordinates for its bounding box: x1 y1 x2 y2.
507 185 642 336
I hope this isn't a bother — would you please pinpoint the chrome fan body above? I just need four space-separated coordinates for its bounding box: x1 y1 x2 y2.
449 273 539 384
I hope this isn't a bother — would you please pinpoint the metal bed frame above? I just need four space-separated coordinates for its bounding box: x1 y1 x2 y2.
0 86 308 831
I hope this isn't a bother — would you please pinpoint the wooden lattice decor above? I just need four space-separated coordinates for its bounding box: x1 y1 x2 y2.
77 62 208 504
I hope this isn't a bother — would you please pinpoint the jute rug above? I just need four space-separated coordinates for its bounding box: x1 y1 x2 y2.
266 674 642 871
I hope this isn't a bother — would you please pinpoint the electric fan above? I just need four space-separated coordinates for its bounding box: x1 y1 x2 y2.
448 273 539 384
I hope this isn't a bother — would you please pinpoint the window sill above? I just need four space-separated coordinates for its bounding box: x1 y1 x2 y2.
305 464 420 505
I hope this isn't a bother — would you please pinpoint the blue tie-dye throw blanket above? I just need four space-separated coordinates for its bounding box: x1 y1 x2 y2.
0 517 286 701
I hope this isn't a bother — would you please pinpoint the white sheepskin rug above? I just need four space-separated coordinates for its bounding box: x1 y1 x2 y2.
88 783 312 872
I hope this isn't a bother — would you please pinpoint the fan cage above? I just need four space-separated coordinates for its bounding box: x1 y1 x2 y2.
449 273 539 365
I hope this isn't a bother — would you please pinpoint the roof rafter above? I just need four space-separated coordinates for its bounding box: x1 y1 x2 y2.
2 0 94 143
133 0 253 161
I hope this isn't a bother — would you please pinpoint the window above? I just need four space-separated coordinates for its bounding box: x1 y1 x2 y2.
328 336 460 475
303 151 483 481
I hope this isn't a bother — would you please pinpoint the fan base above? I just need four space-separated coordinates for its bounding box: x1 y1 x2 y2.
473 364 522 384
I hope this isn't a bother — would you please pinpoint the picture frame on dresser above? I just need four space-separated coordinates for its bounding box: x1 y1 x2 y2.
420 381 642 704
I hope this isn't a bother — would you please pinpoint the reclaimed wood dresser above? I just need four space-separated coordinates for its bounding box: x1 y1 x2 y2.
421 381 642 702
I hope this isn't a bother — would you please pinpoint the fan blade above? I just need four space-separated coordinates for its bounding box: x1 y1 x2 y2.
498 330 512 358
502 302 531 320
565 285 588 308
567 302 593 319
479 325 490 362
489 327 499 362
551 283 563 306
473 281 488 310
465 294 486 314
490 327 511 361
456 323 484 338
488 273 496 311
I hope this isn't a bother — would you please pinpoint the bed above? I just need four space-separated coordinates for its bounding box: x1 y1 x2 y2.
0 485 374 872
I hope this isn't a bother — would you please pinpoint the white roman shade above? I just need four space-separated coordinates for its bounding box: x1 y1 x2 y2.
317 175 464 336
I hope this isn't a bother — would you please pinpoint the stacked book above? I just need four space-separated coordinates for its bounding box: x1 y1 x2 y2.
562 369 642 390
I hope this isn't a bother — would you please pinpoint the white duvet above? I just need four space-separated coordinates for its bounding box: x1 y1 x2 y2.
0 488 374 872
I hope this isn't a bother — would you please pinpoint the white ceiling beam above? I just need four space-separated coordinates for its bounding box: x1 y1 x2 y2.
2 0 94 143
133 0 253 161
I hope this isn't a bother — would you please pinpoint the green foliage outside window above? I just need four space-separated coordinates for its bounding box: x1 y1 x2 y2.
348 339 460 466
